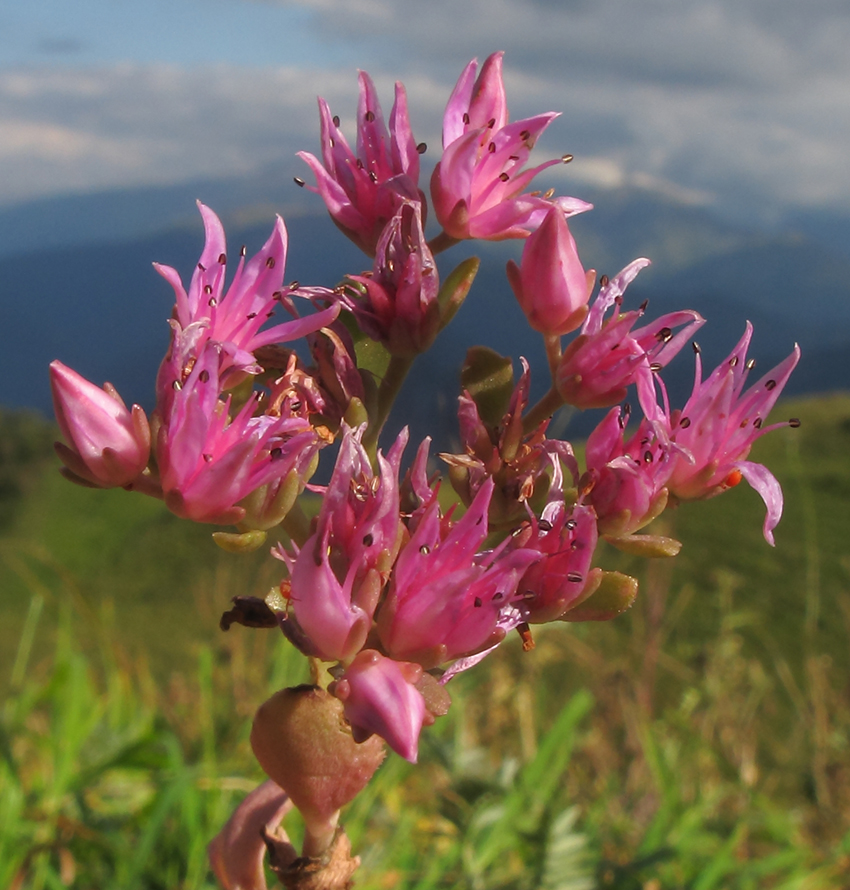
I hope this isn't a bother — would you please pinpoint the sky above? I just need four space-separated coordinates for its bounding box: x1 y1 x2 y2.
2 0 850 225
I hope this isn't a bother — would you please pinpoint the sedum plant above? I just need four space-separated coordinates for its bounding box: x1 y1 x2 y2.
48 51 800 890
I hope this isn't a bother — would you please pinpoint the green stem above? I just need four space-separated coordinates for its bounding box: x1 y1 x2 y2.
427 230 460 255
522 386 566 435
543 333 562 382
363 354 415 458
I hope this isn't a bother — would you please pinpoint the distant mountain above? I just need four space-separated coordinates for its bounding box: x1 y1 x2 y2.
1 181 847 454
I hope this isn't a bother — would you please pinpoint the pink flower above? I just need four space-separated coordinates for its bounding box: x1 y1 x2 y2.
279 427 406 662
516 499 599 624
332 650 426 762
431 52 591 241
298 72 421 256
377 477 539 669
154 203 338 404
583 406 675 538
506 205 596 335
664 324 801 545
343 200 440 356
158 343 321 525
442 358 578 529
49 360 150 488
557 259 704 409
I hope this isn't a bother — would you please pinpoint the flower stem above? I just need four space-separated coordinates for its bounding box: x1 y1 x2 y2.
363 354 415 459
523 386 566 434
544 333 562 382
428 230 460 255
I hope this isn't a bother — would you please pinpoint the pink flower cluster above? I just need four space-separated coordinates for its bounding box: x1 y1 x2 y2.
47 51 802 873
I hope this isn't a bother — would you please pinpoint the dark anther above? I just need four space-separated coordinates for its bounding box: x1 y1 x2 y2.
599 274 609 288
623 403 632 416
356 158 364 169
520 129 531 140
499 172 510 182
740 419 749 428
487 117 496 128
765 379 777 390
203 453 213 463
332 114 340 127
567 572 583 583
789 418 801 428
208 297 217 307
509 154 519 161
363 533 373 547
294 177 305 187
289 400 302 412
288 280 300 290
198 262 206 271
419 545 430 555
416 142 427 154
474 596 483 608
538 518 553 532
365 110 375 122
746 358 756 370
656 326 673 342
680 417 691 428
488 142 496 153
172 380 182 391
729 356 739 367
328 137 335 148
492 591 504 601
639 299 649 312
649 362 663 372
462 112 470 124
246 312 257 319
240 245 247 257
369 171 378 183
204 284 213 295
562 153 574 163
218 253 227 265
753 417 763 428
566 519 577 530
266 256 276 269
692 341 701 354
270 447 283 461
199 369 210 383
644 450 653 463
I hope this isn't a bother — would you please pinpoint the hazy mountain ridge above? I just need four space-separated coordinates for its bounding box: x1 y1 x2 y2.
1 179 847 451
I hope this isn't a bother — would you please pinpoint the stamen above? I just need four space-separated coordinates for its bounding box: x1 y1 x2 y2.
416 142 427 154
680 417 691 428
567 572 583 583
692 342 701 354
419 545 430 555
599 275 609 288
364 110 375 122
562 153 573 163
765 379 777 390
199 370 210 383
218 253 226 265
499 172 510 182
462 112 470 125
332 114 340 127
266 256 276 269
789 418 801 427
294 177 305 187
362 534 373 546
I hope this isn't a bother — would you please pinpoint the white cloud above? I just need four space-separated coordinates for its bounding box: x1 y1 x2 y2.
2 0 850 220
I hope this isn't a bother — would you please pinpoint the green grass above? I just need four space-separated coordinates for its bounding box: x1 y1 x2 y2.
1 395 849 888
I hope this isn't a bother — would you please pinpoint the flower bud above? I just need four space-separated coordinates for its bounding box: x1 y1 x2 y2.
506 206 594 335
50 360 150 488
251 686 385 854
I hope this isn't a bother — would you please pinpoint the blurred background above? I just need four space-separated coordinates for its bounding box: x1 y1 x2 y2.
1 1 849 887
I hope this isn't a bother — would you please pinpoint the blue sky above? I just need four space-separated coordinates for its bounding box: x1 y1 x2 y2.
0 0 345 68
1 0 849 224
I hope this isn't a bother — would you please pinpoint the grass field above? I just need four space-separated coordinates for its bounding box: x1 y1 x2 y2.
1 393 849 888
